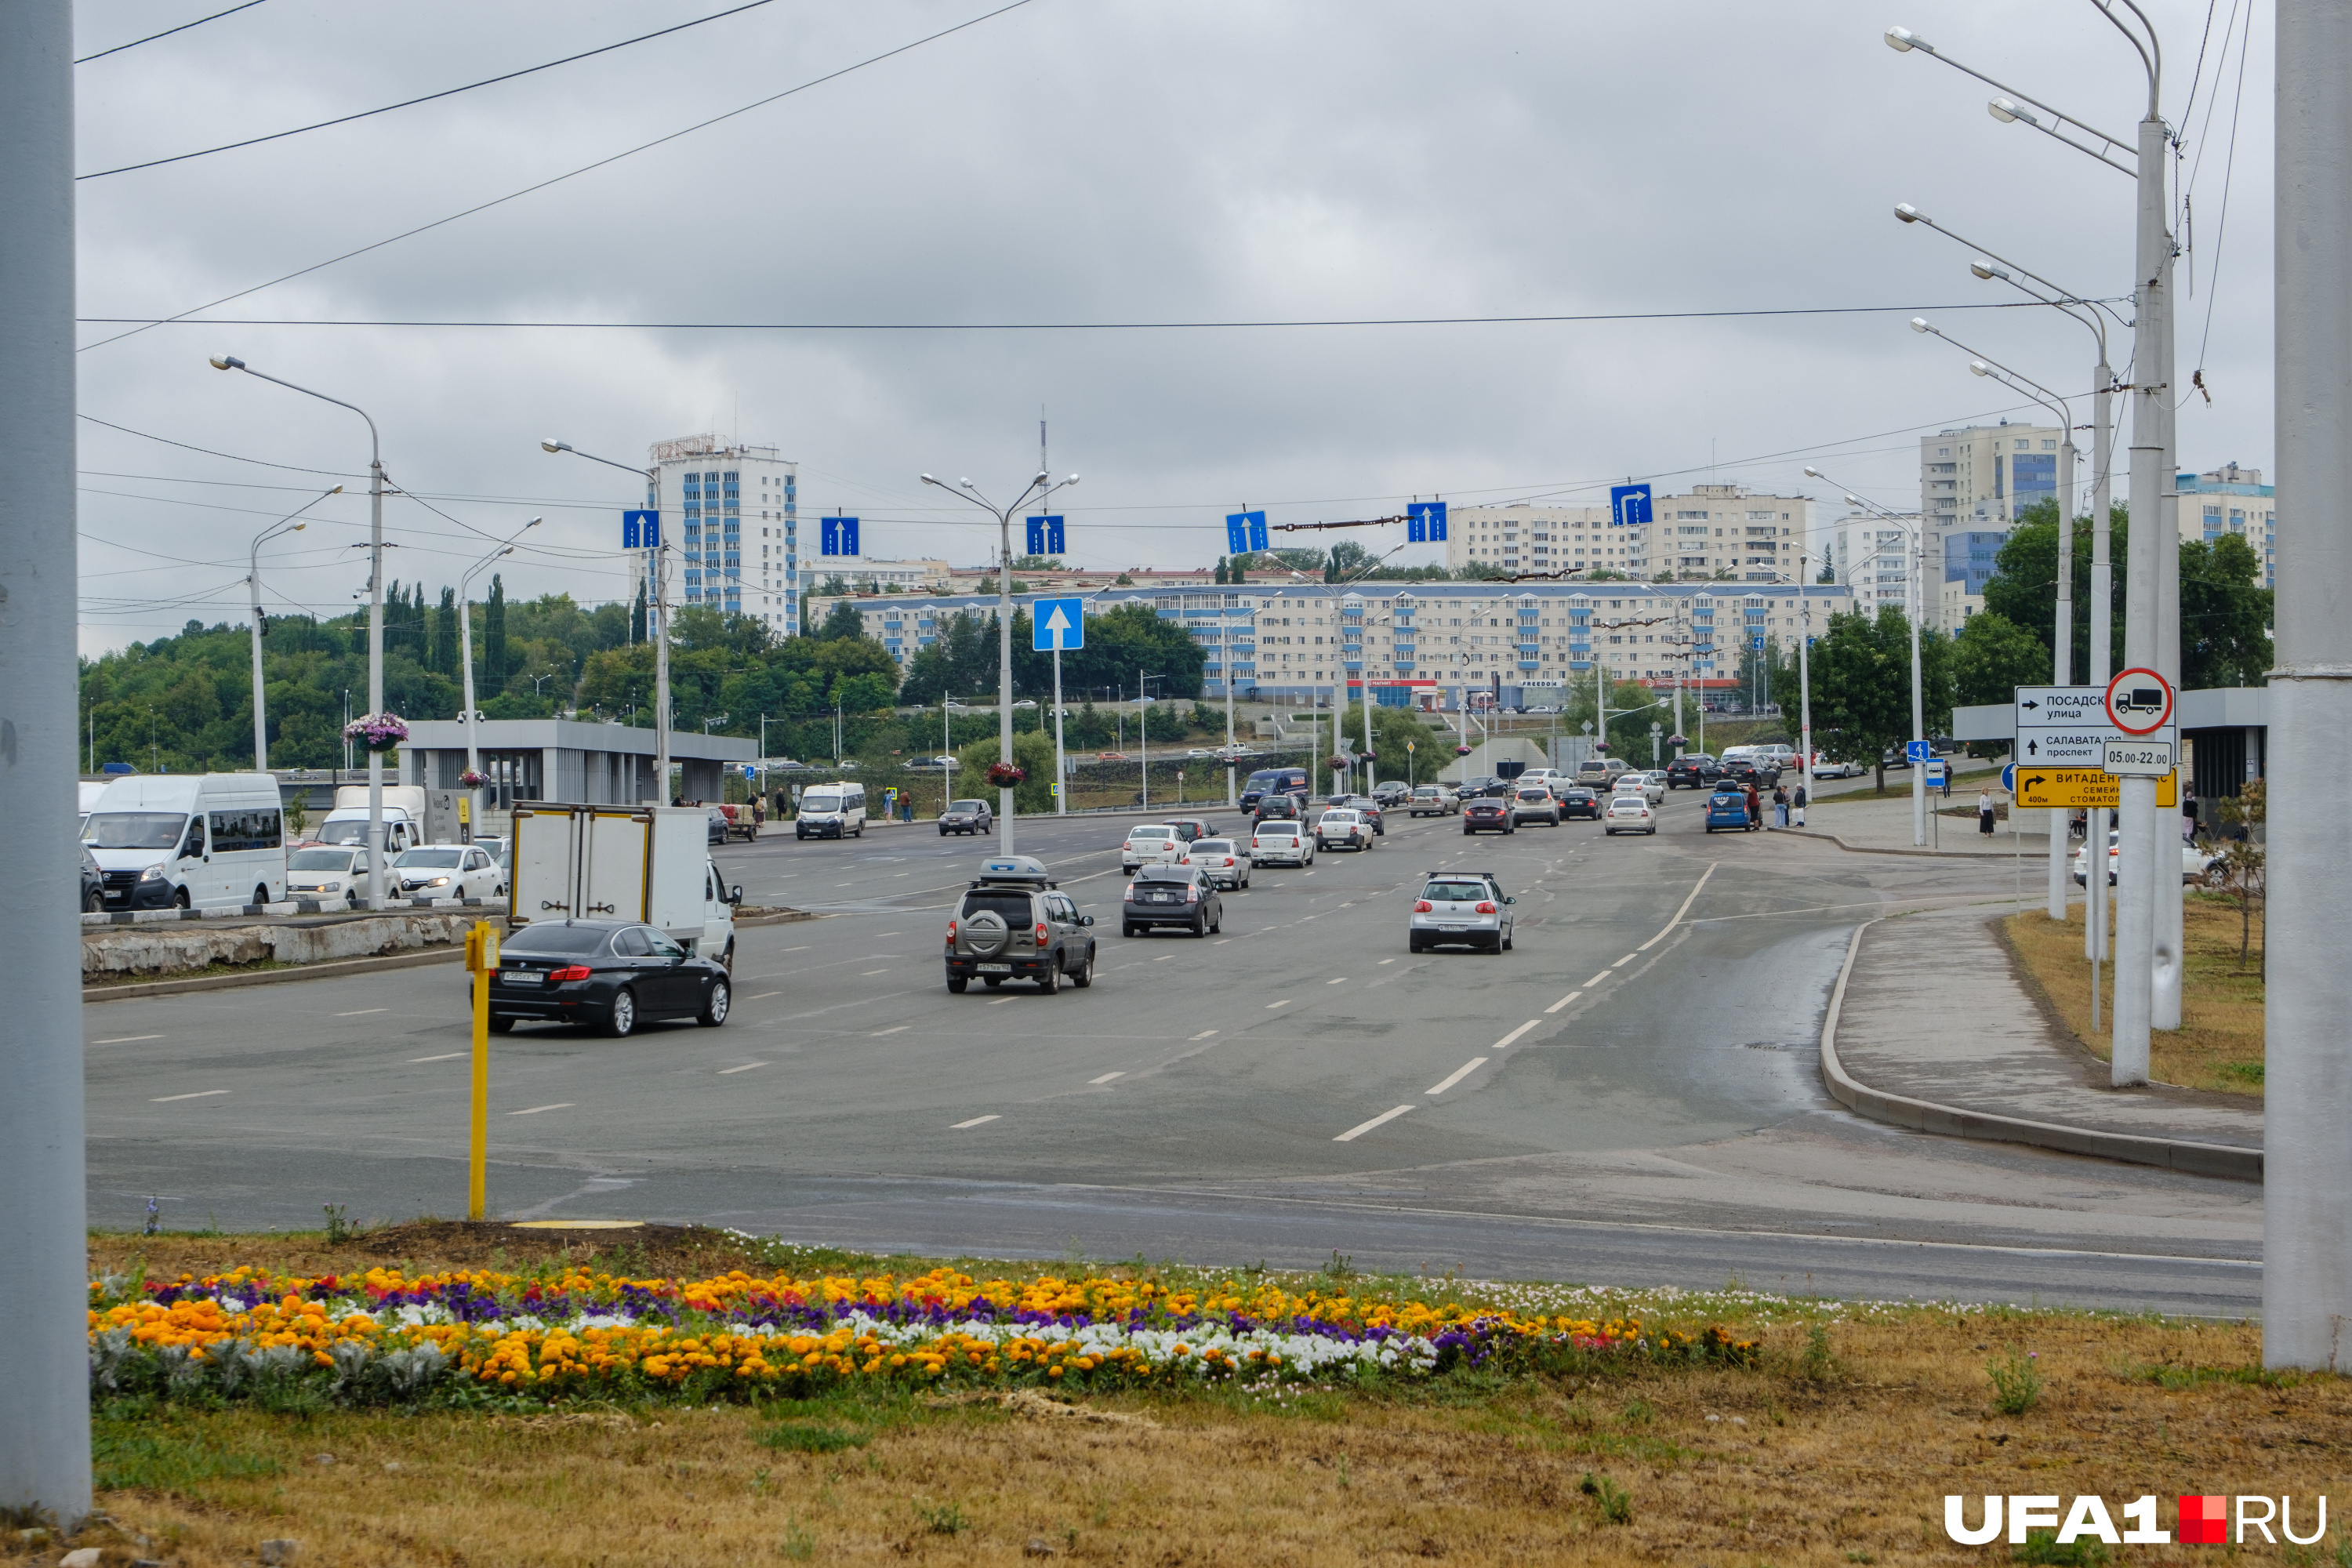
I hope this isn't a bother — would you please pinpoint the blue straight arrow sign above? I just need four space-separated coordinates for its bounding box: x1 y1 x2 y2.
622 510 660 550
1031 597 1085 652
1406 500 1448 542
1025 515 1065 555
821 516 859 557
1226 510 1266 554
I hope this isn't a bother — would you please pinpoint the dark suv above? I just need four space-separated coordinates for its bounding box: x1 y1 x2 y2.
1252 793 1302 824
1722 757 1782 788
945 855 1096 994
1666 753 1720 790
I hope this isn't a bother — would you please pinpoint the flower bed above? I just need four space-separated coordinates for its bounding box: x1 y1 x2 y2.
87 1264 1755 1408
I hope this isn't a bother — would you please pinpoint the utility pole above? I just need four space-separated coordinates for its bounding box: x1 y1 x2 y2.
2267 0 2352 1370
1 0 93 1526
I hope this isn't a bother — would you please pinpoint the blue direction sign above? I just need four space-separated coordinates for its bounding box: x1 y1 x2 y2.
1032 597 1085 652
1225 510 1268 554
1906 739 1932 764
1751 634 1766 652
1610 482 1653 527
1025 515 1065 556
622 510 661 550
1406 500 1449 542
2001 763 2018 793
820 515 859 557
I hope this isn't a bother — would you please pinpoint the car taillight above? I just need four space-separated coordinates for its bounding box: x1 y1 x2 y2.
550 964 591 982
1222 856 1235 866
1414 900 1433 913
1475 902 1497 915
946 920 957 940
1124 884 1137 900
1186 885 1200 903
1035 922 1048 943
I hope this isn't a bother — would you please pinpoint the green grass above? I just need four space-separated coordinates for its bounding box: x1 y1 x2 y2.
93 1421 281 1492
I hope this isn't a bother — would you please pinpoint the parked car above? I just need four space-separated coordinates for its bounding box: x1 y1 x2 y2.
793 782 867 839
1811 755 1864 779
938 798 994 836
1180 837 1251 890
1407 871 1515 953
1557 785 1602 821
1704 788 1759 833
1617 772 1665 806
474 835 510 870
1249 820 1315 866
284 845 376 901
706 807 730 847
1121 824 1185 875
80 845 104 913
1666 753 1721 790
1122 865 1223 937
1509 786 1562 828
1316 808 1375 851
392 844 505 901
486 918 731 1036
1370 781 1413 808
1407 784 1460 817
1604 796 1657 836
2071 830 2223 886
1462 797 1515 836
945 855 1094 993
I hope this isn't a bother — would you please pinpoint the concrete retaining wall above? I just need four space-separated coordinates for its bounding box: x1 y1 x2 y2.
82 914 483 978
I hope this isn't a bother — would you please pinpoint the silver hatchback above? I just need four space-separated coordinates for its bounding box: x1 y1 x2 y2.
1407 872 1515 953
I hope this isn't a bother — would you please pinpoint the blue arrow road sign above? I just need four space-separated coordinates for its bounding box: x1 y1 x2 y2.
622 510 660 550
1025 515 1065 556
2001 763 2018 793
1406 501 1448 543
1906 739 1931 764
1225 510 1267 554
821 516 859 557
1032 597 1085 652
1610 483 1653 527
1751 634 1766 652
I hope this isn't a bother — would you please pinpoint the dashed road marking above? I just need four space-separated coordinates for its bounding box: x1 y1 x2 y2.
152 1090 227 1103
1613 953 1639 967
95 1035 162 1045
509 1102 572 1116
717 1062 768 1074
986 997 1015 1005
1584 971 1611 987
951 1114 1000 1129
869 1025 910 1036
1377 958 1396 965
1265 1000 1291 1010
778 946 811 953
409 1051 466 1063
1426 1058 1488 1096
1492 1020 1541 1050
1090 1072 1125 1084
860 968 891 976
1334 1105 1414 1142
1189 1029 1218 1040
1544 991 1581 1014
748 992 781 1000
333 1008 387 1018
1153 954 1174 961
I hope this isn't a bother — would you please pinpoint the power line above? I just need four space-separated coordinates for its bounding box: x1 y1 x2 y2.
78 413 364 477
76 0 1042 354
75 1 268 65
79 0 782 180
77 299 2043 334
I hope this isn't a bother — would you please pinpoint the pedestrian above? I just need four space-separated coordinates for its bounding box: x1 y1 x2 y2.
1940 762 1952 800
1744 781 1760 826
1772 783 1789 828
751 795 765 828
1977 787 1997 837
1791 779 1807 827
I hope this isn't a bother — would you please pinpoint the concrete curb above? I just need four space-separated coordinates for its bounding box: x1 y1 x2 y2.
1818 919 2263 1182
1781 827 2049 862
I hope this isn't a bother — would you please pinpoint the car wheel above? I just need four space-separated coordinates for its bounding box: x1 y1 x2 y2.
698 977 731 1027
1040 960 1060 995
1122 922 1139 938
1462 827 1474 836
940 827 949 836
1502 927 1514 952
1070 951 1093 989
1408 938 1427 953
796 828 807 840
947 973 969 993
83 887 103 913
606 988 638 1038
488 1016 515 1034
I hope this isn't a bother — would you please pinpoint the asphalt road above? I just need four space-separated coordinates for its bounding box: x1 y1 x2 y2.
84 793 2261 1315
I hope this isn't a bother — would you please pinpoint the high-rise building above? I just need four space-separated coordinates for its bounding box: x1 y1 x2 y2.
1918 419 2065 626
646 435 798 636
2176 463 2277 588
1446 486 1809 583
1827 512 1924 615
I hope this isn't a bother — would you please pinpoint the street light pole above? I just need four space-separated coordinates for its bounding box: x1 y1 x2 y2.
246 486 338 770
1806 469 1927 843
214 357 388 904
545 441 666 802
459 519 539 818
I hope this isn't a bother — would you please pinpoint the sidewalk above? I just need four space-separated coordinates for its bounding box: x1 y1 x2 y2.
1790 789 2053 858
1821 903 2262 1179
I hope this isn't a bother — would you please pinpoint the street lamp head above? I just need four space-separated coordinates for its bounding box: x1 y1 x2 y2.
1802 466 1824 479
920 473 940 487
526 515 543 529
959 478 975 490
1893 202 1923 224
209 354 245 371
1969 360 1994 377
1987 96 2035 126
1844 495 1864 507
1884 25 1929 53
540 438 570 454
1911 316 1935 334
1065 474 1080 486
328 485 344 495
1969 260 2007 281
290 524 306 532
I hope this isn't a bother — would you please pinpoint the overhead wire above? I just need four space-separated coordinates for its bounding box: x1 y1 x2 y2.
74 1 268 65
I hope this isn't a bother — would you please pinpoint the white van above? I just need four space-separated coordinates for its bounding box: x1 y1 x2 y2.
793 781 867 840
316 783 426 855
84 773 286 911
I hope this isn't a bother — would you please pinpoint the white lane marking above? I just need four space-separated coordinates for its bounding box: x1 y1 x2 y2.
1153 954 1174 962
333 1008 387 1018
895 873 910 877
1090 1072 1126 1085
876 931 903 937
509 1102 573 1116
952 1114 1000 1129
1639 861 1719 949
1211 938 1231 945
1584 971 1611 987
151 1090 228 1103
1377 958 1396 966
1613 953 1639 967
717 1062 768 1074
409 1051 466 1063
986 997 1015 1005
95 1034 163 1045
1427 1058 1488 1096
1544 991 1581 1015
779 946 811 953
1189 1029 1219 1040
1334 1105 1415 1142
1492 1020 1541 1051
1265 1000 1291 1010
1327 976 1348 985
835 882 854 887
748 992 781 1000
860 968 892 976
869 1025 910 1036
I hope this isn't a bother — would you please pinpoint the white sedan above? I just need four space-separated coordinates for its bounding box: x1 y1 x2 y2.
1602 796 1657 836
1122 824 1184 874
1616 774 1665 806
391 844 504 901
1180 837 1251 890
2071 830 2223 885
1315 808 1374 851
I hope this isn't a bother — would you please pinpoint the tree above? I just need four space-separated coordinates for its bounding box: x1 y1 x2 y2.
1807 606 1953 789
482 574 509 692
1057 601 1206 700
1949 610 2051 708
1982 500 2129 680
429 586 460 678
2180 532 2274 688
1214 557 1229 585
816 599 866 641
2205 779 2266 973
630 581 648 644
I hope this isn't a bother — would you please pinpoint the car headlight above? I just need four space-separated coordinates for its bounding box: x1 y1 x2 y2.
426 876 452 887
138 864 165 881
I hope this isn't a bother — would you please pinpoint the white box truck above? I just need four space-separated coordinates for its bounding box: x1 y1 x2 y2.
316 784 428 854
509 804 741 968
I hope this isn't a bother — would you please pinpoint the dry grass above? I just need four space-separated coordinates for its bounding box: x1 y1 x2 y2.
2003 895 2267 1095
37 1229 2349 1566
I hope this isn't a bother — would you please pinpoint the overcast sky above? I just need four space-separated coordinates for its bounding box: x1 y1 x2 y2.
70 0 2274 655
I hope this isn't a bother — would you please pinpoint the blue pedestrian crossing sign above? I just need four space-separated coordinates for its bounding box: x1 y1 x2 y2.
1033 597 1085 652
1025 515 1065 557
1610 483 1653 527
821 516 859 557
1225 510 1268 555
1406 501 1448 543
1751 633 1766 652
1906 739 1931 764
622 510 661 550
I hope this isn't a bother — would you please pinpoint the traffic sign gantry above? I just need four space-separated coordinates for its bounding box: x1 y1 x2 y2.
1032 597 1084 652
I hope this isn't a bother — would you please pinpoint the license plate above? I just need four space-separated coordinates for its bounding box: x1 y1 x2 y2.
976 963 1011 973
1440 926 1465 934
499 969 538 985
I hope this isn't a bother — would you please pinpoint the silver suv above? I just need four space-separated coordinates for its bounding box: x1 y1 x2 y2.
945 855 1096 994
1407 870 1515 954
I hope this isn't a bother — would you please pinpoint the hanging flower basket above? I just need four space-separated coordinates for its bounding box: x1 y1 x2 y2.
1358 750 1377 765
1455 744 1474 757
1327 755 1349 772
985 761 1027 788
458 768 488 789
343 712 409 754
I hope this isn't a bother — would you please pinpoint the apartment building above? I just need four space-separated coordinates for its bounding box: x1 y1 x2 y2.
1918 420 2066 625
1827 513 1925 615
2176 463 2277 588
646 434 800 635
807 556 954 595
1446 487 1809 583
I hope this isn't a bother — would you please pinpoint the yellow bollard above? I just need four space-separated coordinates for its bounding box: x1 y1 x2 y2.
463 920 499 1221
